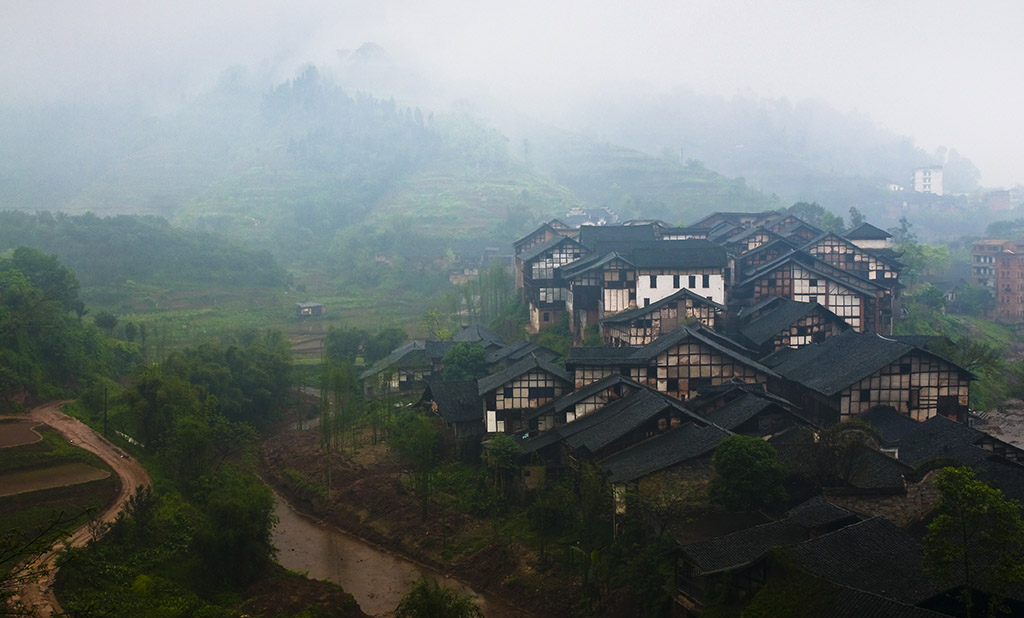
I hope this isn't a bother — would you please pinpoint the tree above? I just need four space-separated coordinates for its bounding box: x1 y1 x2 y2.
848 207 866 228
709 435 787 512
394 577 483 618
323 325 368 363
93 310 118 334
924 466 1024 617
365 325 407 363
441 342 487 382
787 202 844 233
629 475 707 540
787 423 876 489
390 413 443 520
484 433 521 499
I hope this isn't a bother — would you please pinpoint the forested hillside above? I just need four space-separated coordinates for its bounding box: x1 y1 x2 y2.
0 65 781 254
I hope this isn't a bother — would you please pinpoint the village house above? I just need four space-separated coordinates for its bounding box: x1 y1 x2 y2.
519 384 709 476
418 380 484 438
517 234 589 331
600 287 724 346
844 221 893 250
762 330 972 427
735 297 851 355
559 240 728 337
730 249 894 334
478 355 572 434
566 325 778 402
802 231 902 286
359 339 455 396
295 301 326 318
687 381 806 439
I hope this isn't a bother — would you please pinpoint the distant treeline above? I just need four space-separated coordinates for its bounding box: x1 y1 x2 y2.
0 211 289 288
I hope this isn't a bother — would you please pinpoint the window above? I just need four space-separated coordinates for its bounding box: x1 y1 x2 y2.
673 274 680 288
702 274 710 288
503 387 513 399
529 386 555 399
667 378 679 391
542 312 550 322
899 362 911 374
860 389 871 402
619 270 628 281
650 275 657 288
689 275 697 287
647 366 657 378
809 278 818 287
644 298 650 307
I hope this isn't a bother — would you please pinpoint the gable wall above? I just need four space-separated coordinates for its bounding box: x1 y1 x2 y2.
628 341 768 401
807 237 898 282
769 311 846 351
636 268 725 306
839 351 970 421
603 298 719 347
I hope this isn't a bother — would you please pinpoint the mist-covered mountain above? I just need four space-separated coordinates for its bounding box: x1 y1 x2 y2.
0 46 1002 247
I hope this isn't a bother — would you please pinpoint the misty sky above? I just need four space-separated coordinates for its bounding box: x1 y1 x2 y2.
3 0 1021 187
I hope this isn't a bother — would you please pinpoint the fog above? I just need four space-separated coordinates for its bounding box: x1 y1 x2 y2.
2 0 1021 187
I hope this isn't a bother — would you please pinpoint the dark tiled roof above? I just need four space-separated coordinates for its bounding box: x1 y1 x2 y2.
476 355 572 396
895 414 987 468
845 222 892 240
577 224 659 250
484 341 560 366
566 345 640 366
453 324 506 347
523 373 642 422
784 496 857 529
568 326 776 377
600 287 724 324
735 295 788 320
359 339 454 379
680 518 810 574
739 299 847 347
421 380 482 423
601 422 730 483
785 517 948 604
851 448 913 490
625 240 728 269
765 331 915 396
519 234 585 263
861 406 923 444
563 389 692 454
809 586 953 618
865 248 904 264
513 221 566 249
557 252 632 280
644 327 775 375
704 392 780 430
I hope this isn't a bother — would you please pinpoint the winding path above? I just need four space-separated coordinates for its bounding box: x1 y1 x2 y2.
10 401 151 617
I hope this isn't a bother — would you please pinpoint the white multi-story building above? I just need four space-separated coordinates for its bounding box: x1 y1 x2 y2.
913 166 943 196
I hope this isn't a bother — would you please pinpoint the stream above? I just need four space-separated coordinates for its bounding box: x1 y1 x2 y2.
271 493 532 617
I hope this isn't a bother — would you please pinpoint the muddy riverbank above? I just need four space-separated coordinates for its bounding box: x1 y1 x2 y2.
271 491 531 617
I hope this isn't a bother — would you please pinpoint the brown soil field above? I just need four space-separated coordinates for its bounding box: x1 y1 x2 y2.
0 462 111 498
0 420 43 448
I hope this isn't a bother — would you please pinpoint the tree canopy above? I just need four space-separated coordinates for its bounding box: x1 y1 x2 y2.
709 435 787 512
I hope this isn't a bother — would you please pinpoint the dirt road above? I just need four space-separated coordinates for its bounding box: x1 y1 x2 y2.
10 401 151 617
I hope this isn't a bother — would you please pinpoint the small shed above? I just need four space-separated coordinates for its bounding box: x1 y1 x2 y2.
296 302 326 318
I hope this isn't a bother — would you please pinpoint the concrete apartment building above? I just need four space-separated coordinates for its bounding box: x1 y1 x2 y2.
972 239 1024 322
